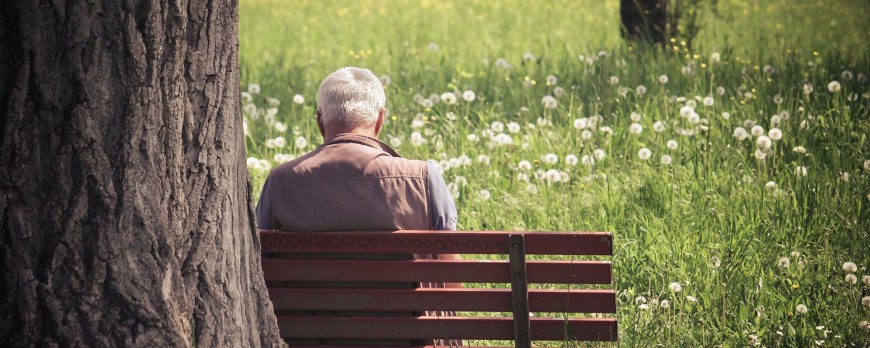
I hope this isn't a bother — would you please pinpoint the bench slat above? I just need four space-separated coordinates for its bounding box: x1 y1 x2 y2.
269 287 616 313
262 259 612 284
260 230 613 255
276 316 618 341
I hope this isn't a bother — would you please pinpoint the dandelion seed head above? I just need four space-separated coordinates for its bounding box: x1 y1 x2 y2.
703 96 715 106
845 274 858 284
636 85 647 95
565 154 578 166
629 123 643 135
827 80 841 93
248 83 261 94
660 154 672 165
777 257 790 268
541 95 558 109
842 262 858 273
478 189 491 200
638 148 652 160
292 94 305 104
669 282 682 293
440 92 457 105
653 121 666 133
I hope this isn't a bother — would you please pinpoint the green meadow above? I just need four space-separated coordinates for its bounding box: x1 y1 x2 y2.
239 0 870 345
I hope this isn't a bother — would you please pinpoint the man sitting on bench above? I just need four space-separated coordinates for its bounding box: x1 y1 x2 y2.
256 67 460 346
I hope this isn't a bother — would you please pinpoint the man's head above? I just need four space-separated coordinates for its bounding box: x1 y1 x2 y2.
316 67 386 139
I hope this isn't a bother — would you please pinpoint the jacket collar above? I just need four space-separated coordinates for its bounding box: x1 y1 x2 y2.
323 133 403 158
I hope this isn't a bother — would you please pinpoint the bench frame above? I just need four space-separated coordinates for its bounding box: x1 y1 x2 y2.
260 230 617 347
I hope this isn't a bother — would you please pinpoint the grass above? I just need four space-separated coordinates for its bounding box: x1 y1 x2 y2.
239 0 870 346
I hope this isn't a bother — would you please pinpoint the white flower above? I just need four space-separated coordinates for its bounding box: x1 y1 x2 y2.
842 262 858 273
863 275 870 285
581 129 593 140
794 166 807 177
638 304 649 310
379 75 392 86
803 83 813 95
733 127 748 141
766 181 776 190
860 320 870 330
754 149 767 160
565 154 578 166
541 95 558 109
608 76 619 85
507 122 521 133
265 138 276 148
490 121 505 133
389 136 401 147
274 122 287 132
573 118 589 129
667 140 678 150
845 274 857 284
478 189 491 200
842 70 853 80
476 154 490 165
292 94 305 104
636 85 647 95
295 136 308 149
467 133 479 143
428 42 439 51
546 75 558 85
493 133 513 145
653 121 666 133
686 295 698 303
463 90 476 102
710 52 721 63
660 300 670 309
248 83 261 94
773 94 783 105
767 128 782 140
581 155 595 166
273 136 286 148
635 296 647 305
703 96 714 106
553 86 565 97
687 112 700 124
763 65 775 75
630 112 642 122
777 257 790 268
598 126 613 135
751 125 765 137
827 80 841 93
796 304 808 314
522 52 536 61
711 256 721 268
543 153 558 164
793 146 807 154
410 132 425 147
721 111 730 119
660 155 672 165
420 99 434 108
680 106 695 118
544 169 561 183
629 123 643 135
770 115 782 128
756 136 772 151
518 160 532 171
593 149 606 160
241 91 253 102
246 157 260 169
273 153 294 163
525 183 538 194
441 92 457 105
717 86 726 96
863 296 870 307
445 112 457 121
494 58 511 69
669 282 682 293
243 103 258 116
638 148 651 160
258 159 271 171
863 159 870 171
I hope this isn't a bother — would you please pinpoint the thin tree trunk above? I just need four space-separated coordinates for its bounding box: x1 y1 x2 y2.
620 0 669 45
0 0 282 346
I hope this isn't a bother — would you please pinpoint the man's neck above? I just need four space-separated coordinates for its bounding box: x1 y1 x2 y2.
323 128 378 142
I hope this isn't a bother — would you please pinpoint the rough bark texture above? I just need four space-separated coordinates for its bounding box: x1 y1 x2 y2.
620 0 668 45
0 0 282 346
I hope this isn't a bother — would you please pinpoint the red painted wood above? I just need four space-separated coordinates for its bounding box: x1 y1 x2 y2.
262 259 612 284
259 230 613 255
276 316 618 341
268 288 617 313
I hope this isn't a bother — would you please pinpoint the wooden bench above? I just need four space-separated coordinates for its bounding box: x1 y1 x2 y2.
260 230 617 347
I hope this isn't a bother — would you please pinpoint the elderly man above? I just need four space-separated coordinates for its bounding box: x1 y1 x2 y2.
256 67 460 346
256 66 456 232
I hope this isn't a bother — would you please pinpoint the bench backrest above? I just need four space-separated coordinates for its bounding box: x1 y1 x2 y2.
260 230 617 346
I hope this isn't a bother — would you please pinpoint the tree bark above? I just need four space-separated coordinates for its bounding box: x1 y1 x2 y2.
0 0 282 346
620 0 669 45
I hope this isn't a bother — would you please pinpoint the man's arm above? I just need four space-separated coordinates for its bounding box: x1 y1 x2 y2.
427 161 462 287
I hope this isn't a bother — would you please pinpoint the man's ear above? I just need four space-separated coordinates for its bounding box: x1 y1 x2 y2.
316 109 326 139
373 109 385 138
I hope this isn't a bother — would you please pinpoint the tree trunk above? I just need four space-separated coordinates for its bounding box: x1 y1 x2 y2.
620 0 669 45
0 1 282 346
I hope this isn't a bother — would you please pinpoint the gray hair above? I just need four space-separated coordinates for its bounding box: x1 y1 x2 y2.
316 67 386 130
